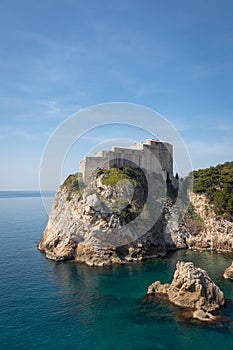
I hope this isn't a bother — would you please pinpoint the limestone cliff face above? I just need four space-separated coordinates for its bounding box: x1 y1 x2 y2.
38 172 233 266
181 193 233 251
38 188 79 261
38 171 168 266
162 192 233 253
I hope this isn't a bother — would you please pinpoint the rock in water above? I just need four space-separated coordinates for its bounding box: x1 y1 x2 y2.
147 261 225 321
168 261 225 311
223 262 233 280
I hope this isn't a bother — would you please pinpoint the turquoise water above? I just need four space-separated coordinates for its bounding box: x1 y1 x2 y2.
0 192 233 350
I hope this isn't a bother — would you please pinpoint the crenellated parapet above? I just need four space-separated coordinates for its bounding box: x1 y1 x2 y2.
80 139 174 183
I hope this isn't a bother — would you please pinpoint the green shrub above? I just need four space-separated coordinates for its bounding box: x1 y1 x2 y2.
101 167 136 187
186 203 204 225
191 161 233 220
61 172 85 200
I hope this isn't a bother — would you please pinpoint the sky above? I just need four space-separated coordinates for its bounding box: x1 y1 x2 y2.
0 0 232 190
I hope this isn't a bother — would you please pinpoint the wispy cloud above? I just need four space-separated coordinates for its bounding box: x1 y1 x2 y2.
35 99 61 115
13 129 39 140
0 93 81 123
187 138 233 167
0 126 39 141
183 56 233 81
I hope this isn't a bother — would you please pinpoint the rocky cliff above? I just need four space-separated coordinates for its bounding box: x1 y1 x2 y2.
38 167 233 266
165 192 233 252
38 168 169 266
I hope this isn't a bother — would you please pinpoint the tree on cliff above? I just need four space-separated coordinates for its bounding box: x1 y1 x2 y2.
192 161 233 220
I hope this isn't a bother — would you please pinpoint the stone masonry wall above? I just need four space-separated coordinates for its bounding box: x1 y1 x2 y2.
80 140 173 182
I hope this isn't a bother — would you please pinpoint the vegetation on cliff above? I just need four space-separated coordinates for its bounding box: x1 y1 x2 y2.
60 166 178 226
192 161 233 220
96 167 137 187
61 173 84 200
61 161 233 224
184 202 204 234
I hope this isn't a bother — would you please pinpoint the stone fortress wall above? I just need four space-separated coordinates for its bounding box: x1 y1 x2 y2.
80 139 175 184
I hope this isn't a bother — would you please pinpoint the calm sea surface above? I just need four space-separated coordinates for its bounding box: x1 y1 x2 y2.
0 191 233 350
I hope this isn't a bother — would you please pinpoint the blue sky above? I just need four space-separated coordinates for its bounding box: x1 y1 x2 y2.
0 0 232 190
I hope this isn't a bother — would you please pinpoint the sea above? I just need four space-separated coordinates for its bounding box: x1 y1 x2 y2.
1 191 233 350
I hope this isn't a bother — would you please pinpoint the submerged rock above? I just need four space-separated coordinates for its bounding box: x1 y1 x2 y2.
223 262 233 280
192 309 220 322
147 261 225 322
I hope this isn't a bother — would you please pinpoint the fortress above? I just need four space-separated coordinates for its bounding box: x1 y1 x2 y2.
80 139 175 184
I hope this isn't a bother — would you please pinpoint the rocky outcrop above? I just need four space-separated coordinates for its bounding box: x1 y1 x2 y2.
38 168 233 266
223 262 233 280
147 261 225 322
38 169 168 266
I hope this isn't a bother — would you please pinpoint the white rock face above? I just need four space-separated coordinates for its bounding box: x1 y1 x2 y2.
38 179 167 266
147 261 225 321
184 193 233 251
165 193 233 252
